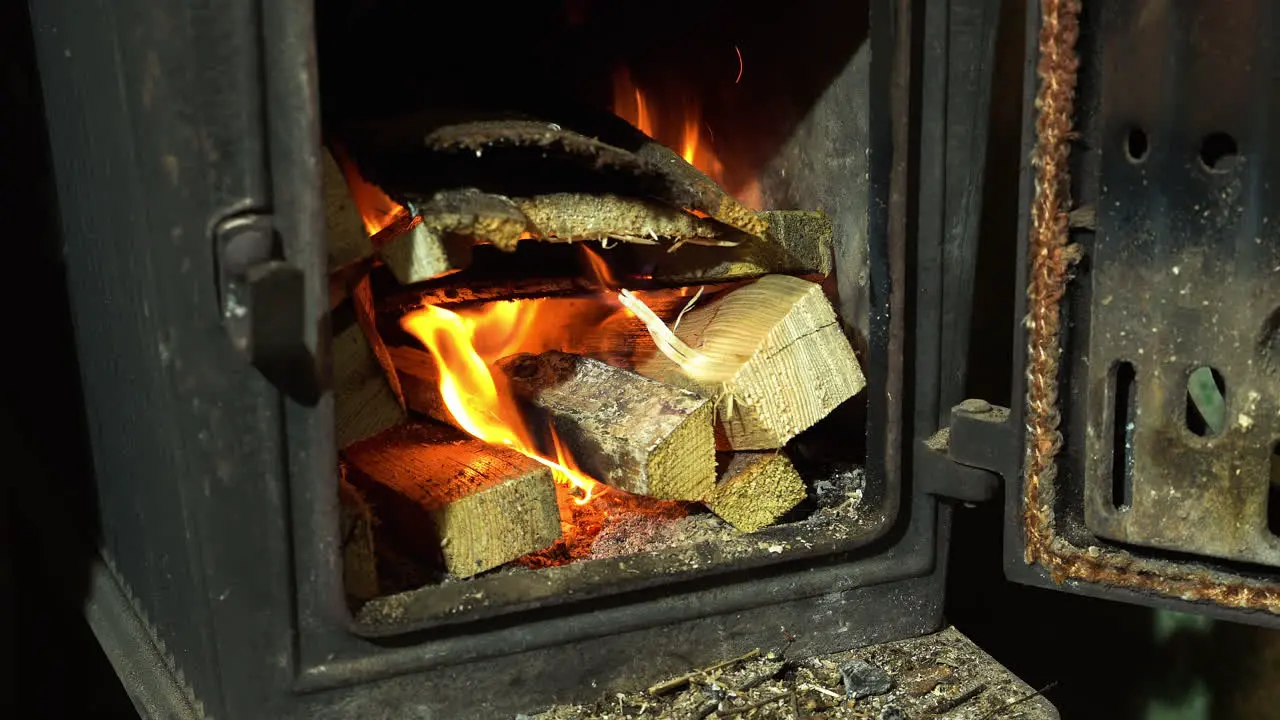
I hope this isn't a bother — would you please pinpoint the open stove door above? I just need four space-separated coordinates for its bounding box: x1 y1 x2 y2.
923 0 1280 628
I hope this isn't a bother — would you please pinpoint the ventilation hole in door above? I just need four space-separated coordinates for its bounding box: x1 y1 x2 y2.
1125 127 1149 163
1269 443 1280 537
1185 366 1226 437
1111 361 1137 509
1199 132 1240 173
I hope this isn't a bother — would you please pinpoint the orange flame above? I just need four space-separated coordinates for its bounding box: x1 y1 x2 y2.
580 244 619 290
401 302 602 504
611 67 762 209
333 149 408 236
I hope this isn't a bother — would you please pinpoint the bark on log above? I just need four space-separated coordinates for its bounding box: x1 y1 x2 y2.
388 347 716 501
344 116 767 237
618 210 834 285
704 452 807 533
342 422 562 578
514 193 738 247
635 274 866 450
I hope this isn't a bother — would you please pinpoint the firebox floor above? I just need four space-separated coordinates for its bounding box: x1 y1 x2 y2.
529 626 1057 720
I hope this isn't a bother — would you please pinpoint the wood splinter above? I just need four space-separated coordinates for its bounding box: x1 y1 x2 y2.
333 278 408 449
705 452 807 533
389 347 716 501
629 274 866 450
343 422 562 578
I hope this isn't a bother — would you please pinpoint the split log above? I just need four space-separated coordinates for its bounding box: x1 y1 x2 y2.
515 193 738 247
631 274 866 450
620 210 834 285
344 116 767 237
333 278 407 449
342 422 562 578
388 347 716 501
377 221 476 286
704 452 807 533
324 147 373 272
338 470 380 601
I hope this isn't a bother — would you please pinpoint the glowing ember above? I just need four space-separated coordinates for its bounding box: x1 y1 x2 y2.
401 302 603 504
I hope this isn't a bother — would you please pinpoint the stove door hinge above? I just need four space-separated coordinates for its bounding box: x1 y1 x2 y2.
917 399 1016 503
214 212 322 406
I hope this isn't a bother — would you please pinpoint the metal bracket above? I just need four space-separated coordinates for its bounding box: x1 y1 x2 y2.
214 213 321 406
917 399 1016 503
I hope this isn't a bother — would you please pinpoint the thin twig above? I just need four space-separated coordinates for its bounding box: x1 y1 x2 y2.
800 684 844 700
979 681 1058 719
647 649 762 696
925 683 987 715
714 691 794 718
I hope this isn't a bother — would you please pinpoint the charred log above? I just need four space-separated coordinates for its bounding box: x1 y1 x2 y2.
343 115 767 237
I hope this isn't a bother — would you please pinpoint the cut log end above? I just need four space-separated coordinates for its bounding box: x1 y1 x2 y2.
705 452 807 533
637 275 866 450
378 220 474 285
343 422 562 578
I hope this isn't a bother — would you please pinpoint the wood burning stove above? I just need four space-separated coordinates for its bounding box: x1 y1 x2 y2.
17 2 929 715
16 0 1279 717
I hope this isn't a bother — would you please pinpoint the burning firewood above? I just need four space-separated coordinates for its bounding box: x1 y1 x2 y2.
333 278 407 449
324 147 373 273
621 210 835 285
388 347 716 501
377 189 741 285
343 117 768 238
497 351 715 500
704 452 807 533
342 422 562 579
626 274 865 450
514 193 738 247
373 190 495 284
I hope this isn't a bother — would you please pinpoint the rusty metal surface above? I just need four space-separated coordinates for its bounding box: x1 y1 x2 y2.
1078 1 1280 566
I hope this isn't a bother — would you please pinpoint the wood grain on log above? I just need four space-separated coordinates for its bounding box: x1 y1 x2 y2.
637 275 866 450
343 422 561 578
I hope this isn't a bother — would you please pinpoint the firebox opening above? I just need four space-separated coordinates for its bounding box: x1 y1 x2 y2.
319 0 877 628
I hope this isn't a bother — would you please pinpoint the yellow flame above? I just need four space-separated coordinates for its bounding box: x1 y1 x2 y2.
401 304 600 504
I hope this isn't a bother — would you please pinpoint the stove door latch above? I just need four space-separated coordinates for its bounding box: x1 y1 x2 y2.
214 212 322 406
916 399 1016 503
